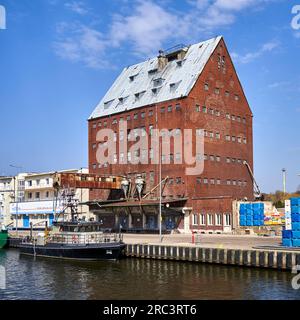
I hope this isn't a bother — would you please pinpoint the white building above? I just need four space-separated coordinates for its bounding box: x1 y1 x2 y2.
9 169 92 230
0 176 15 227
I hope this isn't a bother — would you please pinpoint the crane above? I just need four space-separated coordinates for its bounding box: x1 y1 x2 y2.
243 161 263 200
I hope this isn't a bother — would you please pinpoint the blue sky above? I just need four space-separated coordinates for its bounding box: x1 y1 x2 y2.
0 0 299 193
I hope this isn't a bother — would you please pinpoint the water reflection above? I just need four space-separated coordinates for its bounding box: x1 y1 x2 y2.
0 249 299 300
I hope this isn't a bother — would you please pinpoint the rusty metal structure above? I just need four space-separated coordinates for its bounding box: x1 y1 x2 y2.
53 172 124 191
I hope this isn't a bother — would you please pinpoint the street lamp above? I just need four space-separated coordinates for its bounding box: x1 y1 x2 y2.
282 168 287 194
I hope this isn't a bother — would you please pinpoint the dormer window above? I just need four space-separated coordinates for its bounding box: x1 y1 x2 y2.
148 68 158 75
134 91 145 100
104 99 114 109
176 60 183 67
152 87 161 95
153 78 164 87
129 73 139 82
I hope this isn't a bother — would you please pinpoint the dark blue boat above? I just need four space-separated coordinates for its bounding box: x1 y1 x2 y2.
19 221 126 261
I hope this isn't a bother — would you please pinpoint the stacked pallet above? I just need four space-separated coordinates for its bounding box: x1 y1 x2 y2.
282 198 300 247
239 203 264 226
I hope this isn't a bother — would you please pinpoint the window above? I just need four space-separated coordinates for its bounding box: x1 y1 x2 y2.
126 115 131 121
196 177 201 184
209 108 214 115
161 107 165 113
204 83 209 91
215 110 220 116
134 113 138 120
149 171 155 183
149 110 153 117
127 152 131 162
92 123 96 129
232 180 236 186
215 132 220 139
112 118 117 125
232 136 236 142
113 154 118 164
232 158 236 163
225 91 230 97
227 180 231 185
231 115 235 121
237 137 242 143
216 179 221 185
202 106 207 113
210 155 215 161
224 213 231 226
92 143 97 149
28 193 32 199
204 154 208 161
35 192 40 199
28 180 32 187
237 116 241 122
200 214 206 225
141 112 145 119
225 135 231 141
234 95 239 101
149 125 154 136
207 214 214 226
216 156 220 162
243 138 247 144
193 214 198 225
242 117 246 124
175 153 181 161
195 104 200 112
168 178 174 185
203 178 208 184
98 122 102 128
226 113 230 119
168 105 172 112
46 191 49 198
46 178 49 185
120 153 124 163
226 157 231 163
176 177 182 184
175 104 181 111
210 179 215 185
215 214 222 226
104 121 107 127
215 88 220 95
209 131 214 138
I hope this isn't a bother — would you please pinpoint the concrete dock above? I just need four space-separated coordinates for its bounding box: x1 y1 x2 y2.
123 234 300 271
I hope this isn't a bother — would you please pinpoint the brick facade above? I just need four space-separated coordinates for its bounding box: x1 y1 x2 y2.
88 38 253 233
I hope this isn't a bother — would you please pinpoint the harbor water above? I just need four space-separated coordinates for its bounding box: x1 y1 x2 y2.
0 249 299 300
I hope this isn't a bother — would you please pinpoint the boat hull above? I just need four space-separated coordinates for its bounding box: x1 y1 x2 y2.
19 242 126 261
0 230 8 249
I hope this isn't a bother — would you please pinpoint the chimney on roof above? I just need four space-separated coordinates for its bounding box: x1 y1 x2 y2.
157 50 168 71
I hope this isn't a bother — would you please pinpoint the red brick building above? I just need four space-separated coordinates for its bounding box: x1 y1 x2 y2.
88 36 254 233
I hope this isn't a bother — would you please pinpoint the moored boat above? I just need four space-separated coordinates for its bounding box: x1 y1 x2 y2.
0 227 8 249
19 221 126 261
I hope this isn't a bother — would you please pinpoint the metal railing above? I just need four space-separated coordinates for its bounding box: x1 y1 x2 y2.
47 232 123 245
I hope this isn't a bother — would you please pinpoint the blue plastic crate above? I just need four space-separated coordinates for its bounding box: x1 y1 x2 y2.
260 220 264 225
246 221 254 226
245 203 252 209
253 220 260 226
291 206 300 214
282 230 292 238
291 198 300 206
253 214 260 220
292 222 300 231
291 214 300 222
240 221 246 226
292 239 300 247
283 239 293 247
246 209 253 215
292 231 300 239
239 208 247 215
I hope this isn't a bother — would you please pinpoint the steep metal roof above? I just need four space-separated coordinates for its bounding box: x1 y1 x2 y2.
89 36 222 120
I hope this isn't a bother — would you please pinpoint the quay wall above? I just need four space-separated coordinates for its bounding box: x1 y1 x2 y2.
125 244 300 271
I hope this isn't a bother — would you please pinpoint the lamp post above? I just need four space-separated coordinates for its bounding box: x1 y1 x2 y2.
282 168 287 194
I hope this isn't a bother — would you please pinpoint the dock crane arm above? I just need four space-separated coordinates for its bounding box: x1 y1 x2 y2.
244 161 262 199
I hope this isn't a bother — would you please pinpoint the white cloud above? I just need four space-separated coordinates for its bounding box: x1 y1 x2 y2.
231 40 280 64
268 81 289 89
110 1 179 56
53 0 276 68
54 23 109 69
65 1 89 15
